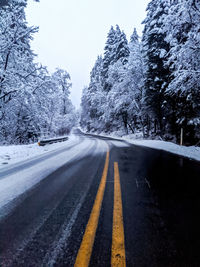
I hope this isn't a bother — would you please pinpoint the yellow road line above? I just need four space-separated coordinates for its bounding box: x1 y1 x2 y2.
74 151 109 267
112 162 126 267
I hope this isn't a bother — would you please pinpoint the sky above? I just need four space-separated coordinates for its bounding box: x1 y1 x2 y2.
26 0 150 108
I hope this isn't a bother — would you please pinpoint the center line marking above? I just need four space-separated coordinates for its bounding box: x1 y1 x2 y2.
74 151 109 267
112 162 126 267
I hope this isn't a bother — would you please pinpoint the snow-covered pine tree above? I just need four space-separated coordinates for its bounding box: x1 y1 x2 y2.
127 28 145 134
81 26 137 134
102 25 129 92
115 25 130 64
80 56 106 132
102 26 117 91
0 0 39 7
80 86 91 131
164 0 200 144
103 26 130 132
106 28 144 134
142 0 171 137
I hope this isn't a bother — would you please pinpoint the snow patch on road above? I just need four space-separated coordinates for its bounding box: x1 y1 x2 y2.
110 140 129 148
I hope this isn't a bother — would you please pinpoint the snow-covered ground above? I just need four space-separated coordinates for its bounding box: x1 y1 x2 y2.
0 131 199 219
93 131 200 162
125 138 200 162
0 135 77 167
0 135 108 218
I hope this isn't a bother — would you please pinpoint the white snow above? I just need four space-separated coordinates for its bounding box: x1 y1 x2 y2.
0 130 199 219
121 136 200 162
91 132 200 162
0 135 108 218
125 138 200 162
110 140 129 148
0 134 78 168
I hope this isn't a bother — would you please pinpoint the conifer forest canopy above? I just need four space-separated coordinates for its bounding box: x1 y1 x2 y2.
0 0 200 145
80 0 200 145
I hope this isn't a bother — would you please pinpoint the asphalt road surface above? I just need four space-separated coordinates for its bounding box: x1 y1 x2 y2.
1 131 200 266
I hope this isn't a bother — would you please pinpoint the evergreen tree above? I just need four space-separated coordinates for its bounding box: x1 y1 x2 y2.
80 3 200 145
115 25 130 64
102 26 116 83
128 28 145 133
103 26 130 132
164 0 200 143
80 86 91 131
80 56 106 132
102 25 129 91
142 0 171 136
106 28 144 134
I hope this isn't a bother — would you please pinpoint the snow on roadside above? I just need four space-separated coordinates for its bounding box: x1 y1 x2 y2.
90 131 200 162
0 137 108 217
125 138 200 162
0 134 78 168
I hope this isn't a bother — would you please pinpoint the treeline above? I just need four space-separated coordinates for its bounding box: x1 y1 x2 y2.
80 0 200 145
0 0 77 144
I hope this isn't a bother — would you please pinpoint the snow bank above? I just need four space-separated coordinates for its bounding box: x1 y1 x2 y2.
0 134 78 168
116 134 200 162
126 138 200 162
89 131 200 162
0 137 108 217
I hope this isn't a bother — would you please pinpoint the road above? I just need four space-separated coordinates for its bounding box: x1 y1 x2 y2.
0 131 200 266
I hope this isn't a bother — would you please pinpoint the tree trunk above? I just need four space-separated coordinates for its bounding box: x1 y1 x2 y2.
0 51 10 95
127 122 134 134
122 112 128 135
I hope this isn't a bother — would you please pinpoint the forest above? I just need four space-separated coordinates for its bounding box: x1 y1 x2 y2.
80 0 200 145
0 0 77 144
0 0 199 146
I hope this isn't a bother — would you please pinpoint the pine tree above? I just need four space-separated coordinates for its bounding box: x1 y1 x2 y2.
142 0 171 136
106 28 144 134
115 25 130 64
80 86 90 131
80 56 106 132
128 28 145 133
103 26 130 132
130 28 139 44
164 0 200 144
102 26 117 91
102 25 129 91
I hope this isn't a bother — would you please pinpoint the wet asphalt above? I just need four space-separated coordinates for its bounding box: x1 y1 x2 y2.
0 132 200 266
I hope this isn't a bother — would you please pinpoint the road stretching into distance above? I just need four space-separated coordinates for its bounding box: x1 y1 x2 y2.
0 129 200 266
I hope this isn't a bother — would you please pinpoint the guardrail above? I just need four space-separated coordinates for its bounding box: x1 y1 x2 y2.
38 136 68 146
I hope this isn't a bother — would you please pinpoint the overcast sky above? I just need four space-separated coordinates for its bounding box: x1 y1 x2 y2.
26 0 149 108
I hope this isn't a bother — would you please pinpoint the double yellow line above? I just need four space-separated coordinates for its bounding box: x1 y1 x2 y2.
74 151 126 267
